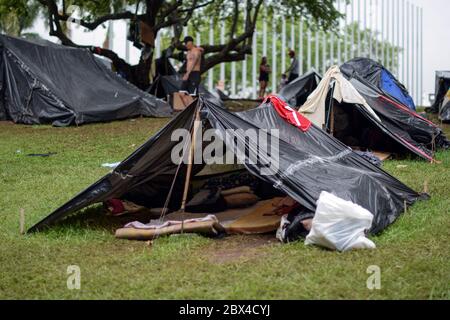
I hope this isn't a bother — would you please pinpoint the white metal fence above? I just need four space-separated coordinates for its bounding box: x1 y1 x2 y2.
153 0 423 105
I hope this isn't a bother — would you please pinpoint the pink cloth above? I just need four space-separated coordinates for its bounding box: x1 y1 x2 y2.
123 215 218 230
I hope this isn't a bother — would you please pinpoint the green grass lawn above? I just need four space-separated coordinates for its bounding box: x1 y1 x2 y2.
0 115 449 300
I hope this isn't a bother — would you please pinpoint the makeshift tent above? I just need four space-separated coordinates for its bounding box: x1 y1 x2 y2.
341 57 416 111
149 73 224 107
278 70 322 107
29 94 425 235
0 35 170 126
299 66 449 162
428 71 450 121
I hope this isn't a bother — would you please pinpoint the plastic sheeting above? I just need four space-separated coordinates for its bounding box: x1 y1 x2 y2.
429 71 450 121
29 95 426 235
0 35 171 126
341 57 416 111
278 70 321 107
149 74 224 108
299 66 449 161
299 66 381 127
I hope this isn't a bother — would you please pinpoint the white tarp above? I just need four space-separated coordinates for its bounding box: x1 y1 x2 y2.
299 66 381 127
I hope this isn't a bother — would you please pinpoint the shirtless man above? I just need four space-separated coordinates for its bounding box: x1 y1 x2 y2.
181 36 203 96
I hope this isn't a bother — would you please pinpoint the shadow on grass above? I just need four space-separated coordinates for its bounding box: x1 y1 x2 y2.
36 205 160 235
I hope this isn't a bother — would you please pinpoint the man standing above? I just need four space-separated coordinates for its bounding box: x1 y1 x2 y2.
286 49 299 83
181 36 203 96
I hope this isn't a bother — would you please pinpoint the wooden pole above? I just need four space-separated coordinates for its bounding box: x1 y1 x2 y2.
180 105 201 232
19 208 25 235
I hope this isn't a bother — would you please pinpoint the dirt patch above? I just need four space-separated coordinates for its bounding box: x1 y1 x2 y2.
204 234 279 264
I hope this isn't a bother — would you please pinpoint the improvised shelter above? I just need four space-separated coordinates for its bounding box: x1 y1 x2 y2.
29 95 425 236
341 57 416 111
149 73 224 107
428 71 450 121
299 67 449 162
278 70 322 107
0 35 170 126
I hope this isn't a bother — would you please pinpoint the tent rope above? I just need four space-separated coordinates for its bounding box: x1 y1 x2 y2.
152 101 200 241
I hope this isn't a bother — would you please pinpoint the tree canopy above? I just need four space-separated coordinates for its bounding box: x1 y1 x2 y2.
0 0 343 89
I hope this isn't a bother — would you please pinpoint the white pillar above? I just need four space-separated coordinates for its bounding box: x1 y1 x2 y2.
220 23 225 83
337 0 342 65
375 0 379 60
406 2 410 92
363 0 367 56
420 7 423 106
396 0 400 77
252 30 257 99
242 13 247 95
282 17 286 74
416 6 420 104
351 0 355 58
307 28 312 71
299 17 303 75
357 0 361 56
402 0 406 83
231 62 236 96
369 0 373 59
208 18 214 91
344 0 349 62
391 0 395 72
272 17 277 93
381 0 385 65
290 17 295 50
125 22 130 62
411 3 414 98
315 29 319 71
263 13 267 57
386 0 391 68
155 35 161 58
322 31 327 74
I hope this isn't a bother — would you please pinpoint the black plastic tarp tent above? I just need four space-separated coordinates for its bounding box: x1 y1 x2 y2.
29 95 425 235
341 57 416 111
348 75 449 160
279 70 322 107
428 71 450 121
301 67 448 161
149 73 224 107
0 35 171 126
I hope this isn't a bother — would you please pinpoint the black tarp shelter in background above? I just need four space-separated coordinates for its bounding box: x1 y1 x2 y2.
299 67 449 161
279 70 322 107
0 35 171 126
341 57 416 111
348 75 449 159
29 95 425 235
149 73 224 107
428 71 450 121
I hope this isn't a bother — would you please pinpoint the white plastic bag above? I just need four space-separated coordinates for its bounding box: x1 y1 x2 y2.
305 191 376 251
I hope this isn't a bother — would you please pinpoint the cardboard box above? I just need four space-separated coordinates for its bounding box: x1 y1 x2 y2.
173 92 194 111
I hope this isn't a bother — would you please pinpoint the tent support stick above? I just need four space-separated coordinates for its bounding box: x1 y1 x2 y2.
19 208 25 235
180 104 201 233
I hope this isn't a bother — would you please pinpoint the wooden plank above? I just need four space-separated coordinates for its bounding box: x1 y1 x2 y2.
372 151 392 161
225 198 284 235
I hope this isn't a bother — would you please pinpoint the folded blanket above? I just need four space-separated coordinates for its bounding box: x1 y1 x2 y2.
124 214 219 230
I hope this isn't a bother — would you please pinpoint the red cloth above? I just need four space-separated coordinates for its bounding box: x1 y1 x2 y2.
105 199 125 215
265 95 312 132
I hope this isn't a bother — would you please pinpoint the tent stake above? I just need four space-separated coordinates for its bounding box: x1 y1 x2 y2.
19 208 25 235
403 200 407 215
180 104 201 233
423 179 428 194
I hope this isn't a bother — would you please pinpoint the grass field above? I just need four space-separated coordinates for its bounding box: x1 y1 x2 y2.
0 113 449 300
